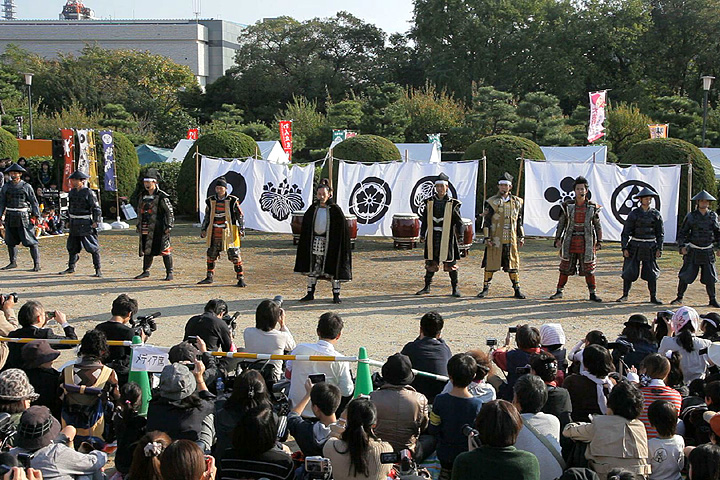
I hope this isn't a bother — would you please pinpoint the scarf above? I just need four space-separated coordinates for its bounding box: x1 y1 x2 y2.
580 368 613 414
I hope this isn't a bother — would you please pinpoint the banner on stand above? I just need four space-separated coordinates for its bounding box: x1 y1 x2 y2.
336 161 478 236
187 128 199 140
76 129 90 177
87 130 99 190
588 90 607 143
649 124 669 139
523 160 681 242
100 131 116 192
278 121 293 162
60 128 75 192
199 157 316 233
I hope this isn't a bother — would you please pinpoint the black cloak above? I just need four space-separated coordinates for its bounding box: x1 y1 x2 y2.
294 202 352 281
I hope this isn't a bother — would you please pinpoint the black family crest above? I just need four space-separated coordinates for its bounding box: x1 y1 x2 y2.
207 171 247 204
410 175 458 218
543 176 577 221
349 176 392 224
259 178 305 221
610 180 660 225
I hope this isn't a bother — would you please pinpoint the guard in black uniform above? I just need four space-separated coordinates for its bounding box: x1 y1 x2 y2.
617 187 664 304
59 170 102 277
0 163 41 271
671 190 720 307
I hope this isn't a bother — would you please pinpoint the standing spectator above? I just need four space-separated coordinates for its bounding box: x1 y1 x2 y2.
21 340 61 419
563 381 651 479
0 369 38 438
613 314 658 370
113 382 147 479
492 324 542 400
126 431 171 480
95 294 140 387
659 306 711 384
287 312 353 417
401 311 452 404
288 379 341 457
428 353 485 477
647 400 684 480
638 354 682 438
440 349 496 402
451 400 540 480
162 439 217 480
243 299 296 384
323 398 393 480
512 375 563 480
184 299 233 353
370 353 429 455
563 344 615 422
6 301 77 370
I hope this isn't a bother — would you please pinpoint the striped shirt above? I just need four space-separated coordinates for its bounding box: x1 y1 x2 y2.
640 380 683 439
219 447 294 480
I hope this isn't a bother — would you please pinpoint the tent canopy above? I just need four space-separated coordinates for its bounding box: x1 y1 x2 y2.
166 139 195 163
256 140 290 164
539 146 607 164
394 143 441 163
136 144 172 165
700 148 720 179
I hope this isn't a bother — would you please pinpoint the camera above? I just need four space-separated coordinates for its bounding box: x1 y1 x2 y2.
0 292 17 307
515 365 531 375
17 453 33 469
607 339 635 355
381 449 430 480
462 424 479 438
130 311 161 338
486 338 498 347
309 373 326 384
222 311 240 337
272 295 284 307
305 456 332 480
508 326 517 334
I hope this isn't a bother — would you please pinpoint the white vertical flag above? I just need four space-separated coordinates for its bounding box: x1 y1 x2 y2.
588 91 607 143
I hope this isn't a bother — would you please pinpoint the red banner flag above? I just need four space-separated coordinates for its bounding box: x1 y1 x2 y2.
279 120 293 162
187 128 199 140
61 128 75 192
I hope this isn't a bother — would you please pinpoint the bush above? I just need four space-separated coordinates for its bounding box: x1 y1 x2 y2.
176 131 258 214
324 134 401 186
623 138 717 222
462 135 545 201
0 127 19 161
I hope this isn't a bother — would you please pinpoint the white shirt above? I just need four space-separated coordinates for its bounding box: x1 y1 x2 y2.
441 380 496 403
659 335 711 384
287 340 354 417
648 435 685 480
314 207 328 235
243 325 297 379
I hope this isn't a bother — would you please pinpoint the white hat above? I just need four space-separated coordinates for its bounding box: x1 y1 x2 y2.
540 323 566 346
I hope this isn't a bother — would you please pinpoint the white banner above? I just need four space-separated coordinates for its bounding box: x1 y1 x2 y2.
523 160 681 243
76 129 90 175
199 157 316 233
588 91 607 143
336 161 478 236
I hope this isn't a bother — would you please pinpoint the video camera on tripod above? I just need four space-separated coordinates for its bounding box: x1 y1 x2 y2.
380 449 431 480
130 311 161 338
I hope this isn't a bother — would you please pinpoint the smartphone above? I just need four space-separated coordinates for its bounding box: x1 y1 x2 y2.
46 311 56 319
508 326 518 334
308 373 326 384
187 336 198 344
17 452 33 469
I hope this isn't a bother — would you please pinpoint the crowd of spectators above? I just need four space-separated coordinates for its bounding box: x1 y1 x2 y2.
2 294 720 480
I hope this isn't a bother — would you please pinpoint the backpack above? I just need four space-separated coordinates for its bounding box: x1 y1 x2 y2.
60 364 115 447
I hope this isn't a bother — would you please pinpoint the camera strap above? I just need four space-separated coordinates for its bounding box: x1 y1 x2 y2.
522 419 566 471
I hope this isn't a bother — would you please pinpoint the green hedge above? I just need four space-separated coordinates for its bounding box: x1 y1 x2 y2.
462 135 545 201
324 134 400 187
0 128 19 162
177 131 258 214
623 138 717 222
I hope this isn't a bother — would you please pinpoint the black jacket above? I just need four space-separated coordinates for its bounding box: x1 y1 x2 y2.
146 391 215 445
294 202 352 281
401 336 452 403
26 366 62 419
5 324 78 370
184 312 232 353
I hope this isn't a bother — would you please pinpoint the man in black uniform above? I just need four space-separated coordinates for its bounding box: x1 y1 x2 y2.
59 170 102 277
0 163 41 271
135 170 174 280
416 173 464 297
617 187 664 304
671 190 720 307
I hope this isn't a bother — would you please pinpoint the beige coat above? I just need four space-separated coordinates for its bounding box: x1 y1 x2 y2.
369 384 429 452
563 415 651 479
0 309 18 369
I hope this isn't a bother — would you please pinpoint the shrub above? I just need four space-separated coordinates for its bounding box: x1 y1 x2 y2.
623 138 716 222
0 127 19 161
324 134 400 186
176 131 258 214
462 135 545 201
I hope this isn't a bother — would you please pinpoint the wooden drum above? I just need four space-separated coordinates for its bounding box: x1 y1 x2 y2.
291 211 305 245
392 213 421 249
459 217 474 257
346 214 358 249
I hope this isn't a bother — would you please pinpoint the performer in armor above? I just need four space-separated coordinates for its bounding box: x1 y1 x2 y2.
477 172 526 299
134 170 174 281
416 173 463 297
0 163 41 271
294 179 352 304
198 177 246 286
671 190 720 307
549 176 603 302
58 171 102 277
617 187 664 304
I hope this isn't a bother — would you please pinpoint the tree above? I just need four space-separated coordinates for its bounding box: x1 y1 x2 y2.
326 100 363 131
606 102 654 158
399 83 466 150
466 86 518 137
209 104 245 129
648 96 703 144
359 82 408 142
512 92 573 145
274 95 327 155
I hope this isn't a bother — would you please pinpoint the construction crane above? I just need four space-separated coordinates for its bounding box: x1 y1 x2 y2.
2 0 16 20
60 0 96 20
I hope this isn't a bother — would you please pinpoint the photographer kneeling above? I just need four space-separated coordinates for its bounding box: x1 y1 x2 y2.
491 325 542 401
184 299 233 353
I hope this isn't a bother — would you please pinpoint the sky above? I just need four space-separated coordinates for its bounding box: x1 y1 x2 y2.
17 0 416 34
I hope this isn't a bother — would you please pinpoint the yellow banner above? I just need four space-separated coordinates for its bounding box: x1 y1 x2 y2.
87 130 99 190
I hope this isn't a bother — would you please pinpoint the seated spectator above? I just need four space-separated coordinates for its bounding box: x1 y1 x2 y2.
6 301 77 370
637 353 682 438
219 405 294 480
113 382 147 478
184 299 233 353
429 353 485 476
688 443 720 480
441 349 495 402
369 353 429 454
214 370 271 457
168 339 220 394
568 330 608 375
492 324 542 400
287 312 353 417
700 312 720 342
323 398 393 480
401 311 452 403
60 330 120 448
539 323 568 377
0 294 18 370
0 369 39 441
563 344 614 422
127 431 171 480
146 361 215 453
12 406 107 480
647 400 684 480
243 299 296 385
666 351 688 396
161 439 217 480
288 378 341 457
513 374 563 480
659 306 711 384
94 294 139 386
613 314 658 370
563 381 651 479
451 399 540 480
21 340 62 419
530 351 572 428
